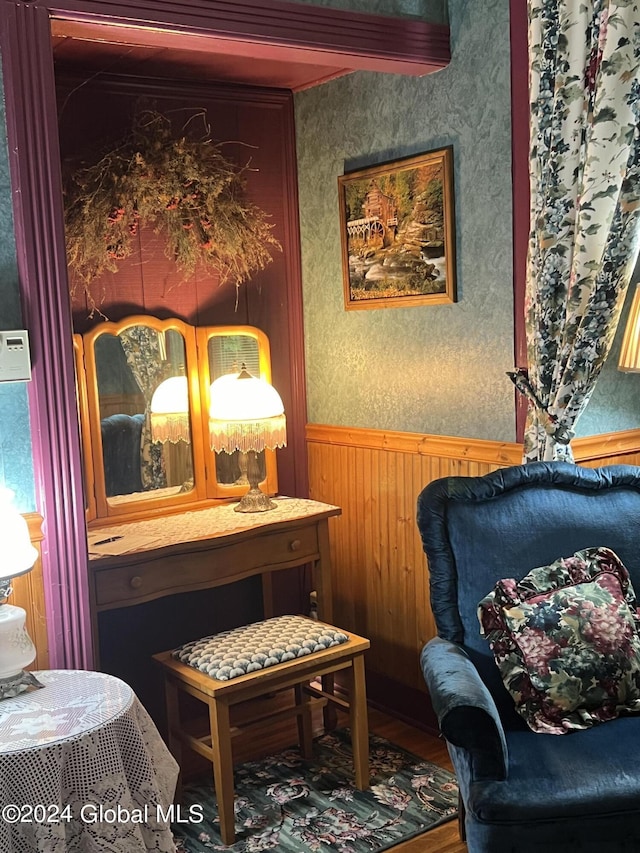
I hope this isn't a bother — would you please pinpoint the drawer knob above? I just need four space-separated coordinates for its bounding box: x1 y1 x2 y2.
289 539 301 552
130 576 143 589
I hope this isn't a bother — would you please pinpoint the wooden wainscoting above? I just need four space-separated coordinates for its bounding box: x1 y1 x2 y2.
306 424 640 723
6 514 49 670
306 424 521 698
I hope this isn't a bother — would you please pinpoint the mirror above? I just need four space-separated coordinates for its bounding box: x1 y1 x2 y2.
76 317 277 522
94 325 193 502
196 325 278 502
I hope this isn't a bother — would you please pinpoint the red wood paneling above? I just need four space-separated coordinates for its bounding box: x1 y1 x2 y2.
60 75 306 497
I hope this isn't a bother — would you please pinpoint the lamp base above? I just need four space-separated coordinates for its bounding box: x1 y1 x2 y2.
234 487 277 513
233 449 277 512
0 669 43 699
0 603 42 698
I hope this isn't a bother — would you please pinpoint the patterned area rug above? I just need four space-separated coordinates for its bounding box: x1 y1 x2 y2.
173 728 458 853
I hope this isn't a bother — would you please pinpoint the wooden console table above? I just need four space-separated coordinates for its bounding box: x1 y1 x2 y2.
88 497 341 664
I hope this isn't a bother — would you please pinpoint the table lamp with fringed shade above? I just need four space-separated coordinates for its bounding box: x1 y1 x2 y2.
619 283 640 372
150 376 190 443
209 367 286 513
0 488 42 697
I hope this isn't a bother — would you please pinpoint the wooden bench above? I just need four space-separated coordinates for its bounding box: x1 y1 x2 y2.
153 615 370 845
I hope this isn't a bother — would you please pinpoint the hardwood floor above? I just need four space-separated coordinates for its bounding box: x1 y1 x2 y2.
203 698 468 853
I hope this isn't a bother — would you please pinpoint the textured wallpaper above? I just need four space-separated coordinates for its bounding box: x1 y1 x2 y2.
0 65 35 512
289 0 447 23
295 0 517 441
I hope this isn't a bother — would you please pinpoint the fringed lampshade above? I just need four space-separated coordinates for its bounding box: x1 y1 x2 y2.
209 367 286 512
150 376 191 443
619 283 640 373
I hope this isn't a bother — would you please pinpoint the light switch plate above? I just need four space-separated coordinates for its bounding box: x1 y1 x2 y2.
0 330 31 382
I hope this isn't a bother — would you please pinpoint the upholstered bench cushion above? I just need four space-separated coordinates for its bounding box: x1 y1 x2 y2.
172 615 349 681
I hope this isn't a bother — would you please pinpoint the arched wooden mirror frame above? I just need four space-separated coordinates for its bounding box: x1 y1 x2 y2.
76 318 278 523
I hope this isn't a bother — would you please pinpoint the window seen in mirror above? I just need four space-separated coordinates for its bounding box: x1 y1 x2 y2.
208 334 266 486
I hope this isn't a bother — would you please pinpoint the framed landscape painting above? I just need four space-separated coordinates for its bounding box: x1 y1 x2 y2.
338 147 456 310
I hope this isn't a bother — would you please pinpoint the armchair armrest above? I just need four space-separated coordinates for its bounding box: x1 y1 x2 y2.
421 636 508 781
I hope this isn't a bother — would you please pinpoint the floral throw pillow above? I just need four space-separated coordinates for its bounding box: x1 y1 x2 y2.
478 547 640 734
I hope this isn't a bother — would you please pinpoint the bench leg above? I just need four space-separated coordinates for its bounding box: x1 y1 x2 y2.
321 673 338 730
349 653 369 790
295 683 314 759
208 698 235 845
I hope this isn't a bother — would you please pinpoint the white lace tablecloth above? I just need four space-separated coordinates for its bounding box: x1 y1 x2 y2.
0 670 179 852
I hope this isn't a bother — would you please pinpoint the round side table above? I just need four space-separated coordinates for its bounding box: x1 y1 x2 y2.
0 669 179 852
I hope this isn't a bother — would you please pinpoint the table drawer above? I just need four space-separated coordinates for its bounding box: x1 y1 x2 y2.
93 522 320 609
255 524 319 565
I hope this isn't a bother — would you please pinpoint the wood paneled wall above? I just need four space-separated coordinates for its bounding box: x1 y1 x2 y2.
307 425 521 695
7 514 48 670
306 424 640 708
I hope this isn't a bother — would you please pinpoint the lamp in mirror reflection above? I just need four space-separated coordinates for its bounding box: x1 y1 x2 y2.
619 283 640 372
150 376 190 443
0 487 42 697
209 366 286 512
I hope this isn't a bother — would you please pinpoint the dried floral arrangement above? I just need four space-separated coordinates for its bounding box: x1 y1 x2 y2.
63 110 281 304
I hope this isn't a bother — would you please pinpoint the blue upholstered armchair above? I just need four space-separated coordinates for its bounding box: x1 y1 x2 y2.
418 462 640 852
100 413 145 496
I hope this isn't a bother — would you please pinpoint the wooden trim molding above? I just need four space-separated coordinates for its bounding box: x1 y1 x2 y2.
280 99 310 497
1 2 93 669
7 514 49 671
49 0 450 80
307 423 640 466
306 423 522 466
509 0 530 442
573 429 640 464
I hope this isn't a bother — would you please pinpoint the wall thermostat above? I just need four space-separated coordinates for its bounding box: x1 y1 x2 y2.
0 330 31 382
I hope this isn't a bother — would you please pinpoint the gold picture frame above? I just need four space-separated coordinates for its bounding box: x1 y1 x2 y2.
338 147 457 310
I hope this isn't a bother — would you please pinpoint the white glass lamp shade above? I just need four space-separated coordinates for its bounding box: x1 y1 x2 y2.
0 488 37 586
619 284 640 372
209 371 284 421
208 369 287 453
0 488 38 683
150 376 191 443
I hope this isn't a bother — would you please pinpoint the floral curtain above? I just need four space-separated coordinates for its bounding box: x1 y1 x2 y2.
510 0 640 462
119 326 167 490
